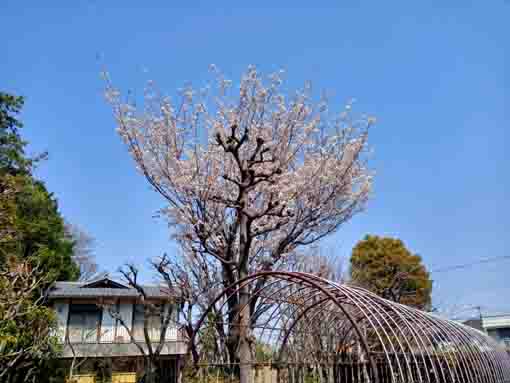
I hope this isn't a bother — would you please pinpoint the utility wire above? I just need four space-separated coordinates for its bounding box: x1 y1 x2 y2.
431 255 510 273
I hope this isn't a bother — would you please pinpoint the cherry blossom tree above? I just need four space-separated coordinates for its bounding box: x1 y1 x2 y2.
105 66 374 383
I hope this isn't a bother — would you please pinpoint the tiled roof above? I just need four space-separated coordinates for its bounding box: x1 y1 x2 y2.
47 279 179 299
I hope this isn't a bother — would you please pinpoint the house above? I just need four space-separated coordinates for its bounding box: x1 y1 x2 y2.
47 277 187 383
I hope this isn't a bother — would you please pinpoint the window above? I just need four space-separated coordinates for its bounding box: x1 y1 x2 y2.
68 304 101 343
131 303 179 342
497 328 510 339
133 304 163 342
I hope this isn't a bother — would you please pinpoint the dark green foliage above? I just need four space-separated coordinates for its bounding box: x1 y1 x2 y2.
0 92 46 175
0 92 28 173
4 175 79 280
0 91 79 280
350 235 432 310
0 91 81 382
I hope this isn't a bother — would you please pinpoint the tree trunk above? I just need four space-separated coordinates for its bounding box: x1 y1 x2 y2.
144 357 158 383
239 278 252 383
238 183 252 383
224 263 240 370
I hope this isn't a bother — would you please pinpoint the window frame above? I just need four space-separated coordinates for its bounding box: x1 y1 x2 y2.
67 303 102 343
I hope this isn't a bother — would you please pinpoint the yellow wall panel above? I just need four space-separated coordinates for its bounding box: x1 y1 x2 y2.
112 372 137 383
67 374 95 383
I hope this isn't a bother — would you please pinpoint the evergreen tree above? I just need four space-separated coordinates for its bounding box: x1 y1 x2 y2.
350 235 432 310
0 91 78 280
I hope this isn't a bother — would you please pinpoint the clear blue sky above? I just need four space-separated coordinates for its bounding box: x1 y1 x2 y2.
2 1 508 318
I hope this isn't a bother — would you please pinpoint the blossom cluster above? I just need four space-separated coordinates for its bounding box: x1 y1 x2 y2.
105 66 374 267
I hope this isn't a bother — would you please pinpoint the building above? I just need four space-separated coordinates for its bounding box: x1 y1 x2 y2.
463 314 510 349
482 314 510 349
47 277 187 383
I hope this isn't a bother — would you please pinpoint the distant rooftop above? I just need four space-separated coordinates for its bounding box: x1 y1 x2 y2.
47 277 180 299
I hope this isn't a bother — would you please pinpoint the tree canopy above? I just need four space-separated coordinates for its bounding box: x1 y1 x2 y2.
105 66 374 382
0 91 79 280
0 91 82 383
0 92 31 174
350 235 432 310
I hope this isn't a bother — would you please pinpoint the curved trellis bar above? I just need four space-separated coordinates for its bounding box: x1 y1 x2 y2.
191 271 510 383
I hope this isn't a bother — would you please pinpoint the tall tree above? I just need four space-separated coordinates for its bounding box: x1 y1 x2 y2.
0 91 82 383
0 91 79 280
0 175 79 280
105 66 374 383
0 92 30 174
0 92 47 175
350 235 432 310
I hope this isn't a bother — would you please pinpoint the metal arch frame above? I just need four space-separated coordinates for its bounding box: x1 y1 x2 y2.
192 271 380 381
190 271 510 383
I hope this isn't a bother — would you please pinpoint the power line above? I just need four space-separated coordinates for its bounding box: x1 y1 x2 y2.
431 255 510 273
